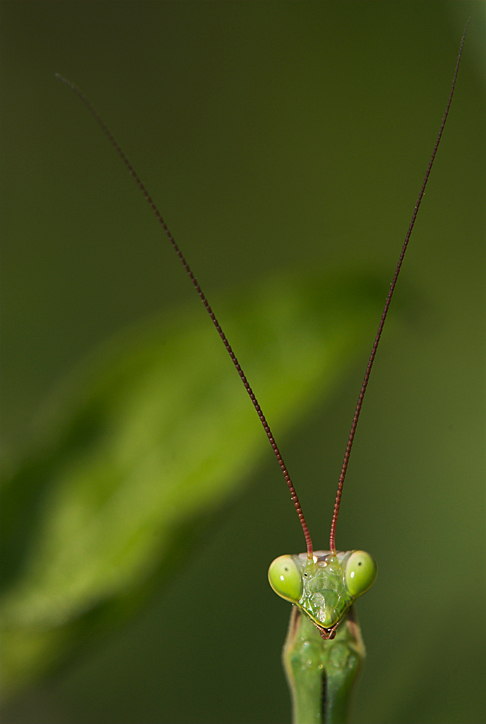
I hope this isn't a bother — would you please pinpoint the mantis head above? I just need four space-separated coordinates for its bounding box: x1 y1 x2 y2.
268 550 377 638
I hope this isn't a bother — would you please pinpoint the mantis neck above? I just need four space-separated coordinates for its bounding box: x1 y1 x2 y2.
283 606 365 724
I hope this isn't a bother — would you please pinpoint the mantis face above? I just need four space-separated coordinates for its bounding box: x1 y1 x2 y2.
268 550 377 637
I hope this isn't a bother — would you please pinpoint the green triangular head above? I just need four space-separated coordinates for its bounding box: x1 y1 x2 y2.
268 550 377 638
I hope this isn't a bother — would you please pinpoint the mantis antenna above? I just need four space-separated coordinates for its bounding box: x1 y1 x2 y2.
328 20 469 553
55 73 314 559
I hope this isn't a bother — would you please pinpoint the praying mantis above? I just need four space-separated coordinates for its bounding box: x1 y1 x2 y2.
55 22 468 724
3 5 484 724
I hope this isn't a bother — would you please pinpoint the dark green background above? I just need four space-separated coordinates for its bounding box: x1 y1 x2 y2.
2 2 485 723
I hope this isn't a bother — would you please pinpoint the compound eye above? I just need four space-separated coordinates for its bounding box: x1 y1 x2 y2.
268 555 303 602
345 550 377 597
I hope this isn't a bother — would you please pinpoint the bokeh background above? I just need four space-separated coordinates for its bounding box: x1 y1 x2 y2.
2 2 485 723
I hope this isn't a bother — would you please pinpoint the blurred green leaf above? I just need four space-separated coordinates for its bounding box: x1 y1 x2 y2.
1 268 388 700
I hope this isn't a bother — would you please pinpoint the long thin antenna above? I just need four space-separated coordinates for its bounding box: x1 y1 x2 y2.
328 21 469 554
55 73 314 560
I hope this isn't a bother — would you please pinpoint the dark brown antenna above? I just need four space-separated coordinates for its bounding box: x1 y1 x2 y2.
55 73 315 560
328 21 469 554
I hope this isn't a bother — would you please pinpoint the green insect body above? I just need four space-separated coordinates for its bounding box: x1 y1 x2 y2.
283 605 365 724
268 550 377 638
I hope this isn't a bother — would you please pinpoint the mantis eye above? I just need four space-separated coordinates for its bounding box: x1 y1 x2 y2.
344 550 377 597
268 555 303 603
